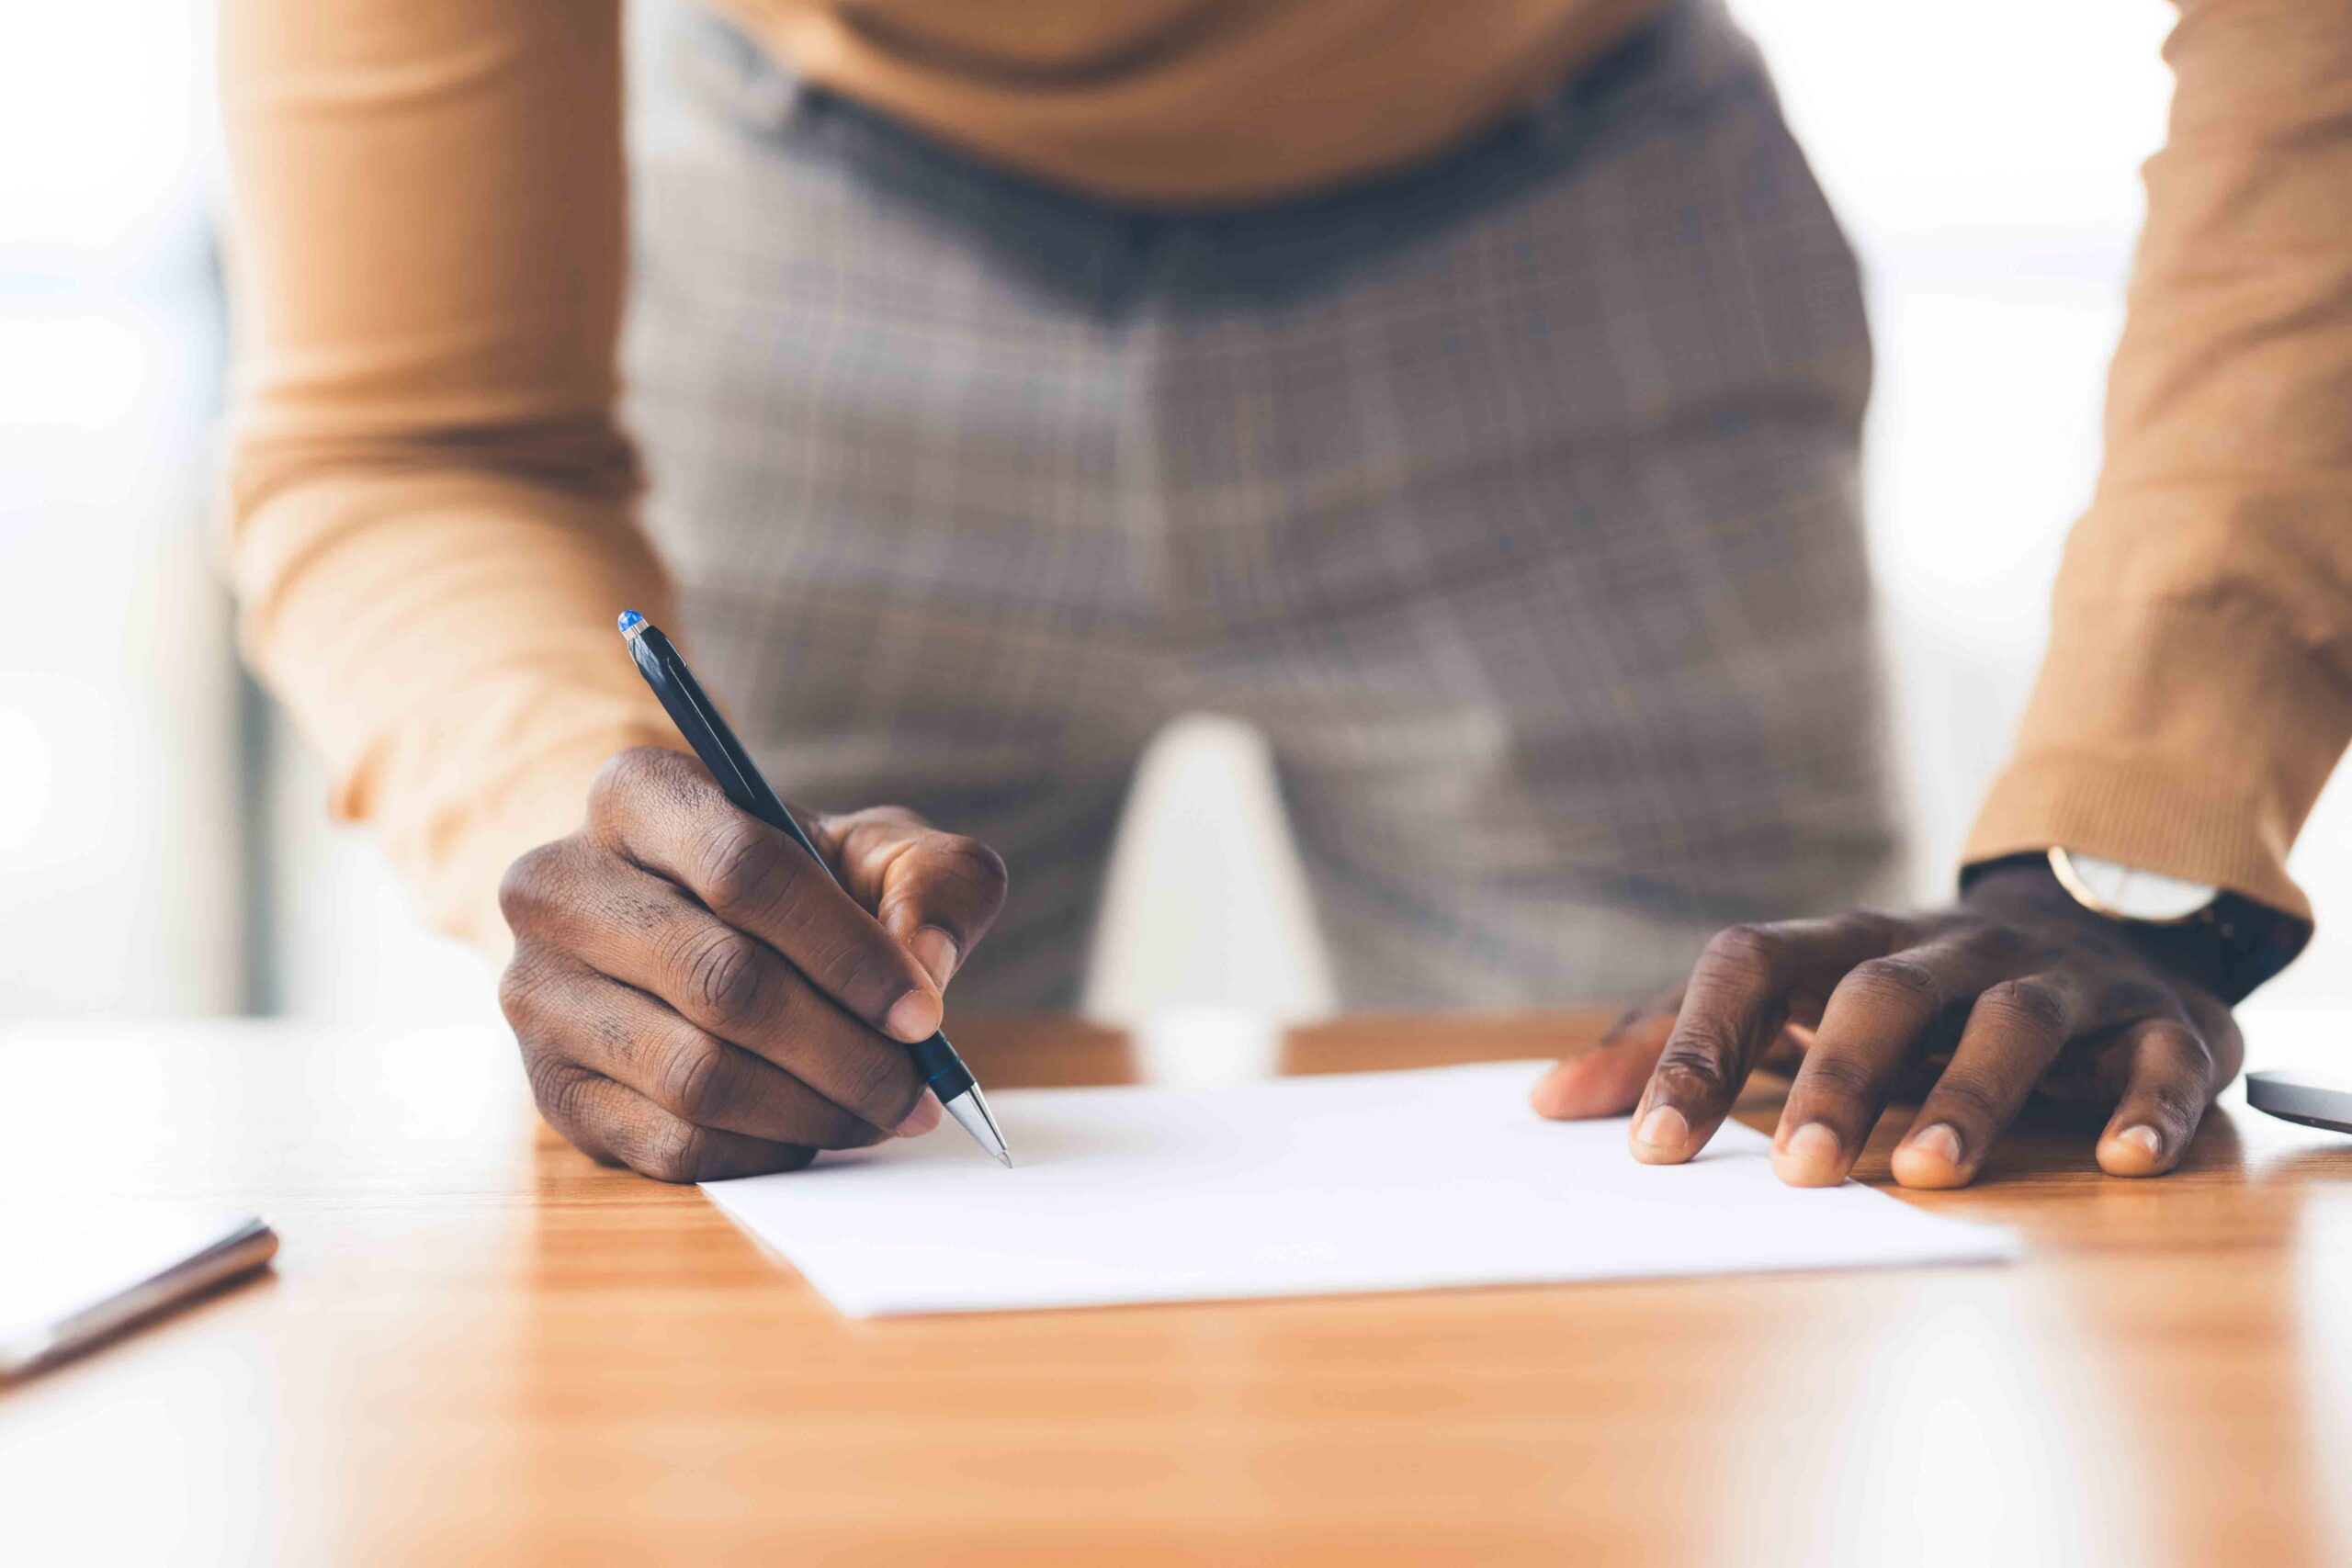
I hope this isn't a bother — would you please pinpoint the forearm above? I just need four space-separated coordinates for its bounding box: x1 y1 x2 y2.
235 439 681 953
220 0 664 953
1966 0 2352 924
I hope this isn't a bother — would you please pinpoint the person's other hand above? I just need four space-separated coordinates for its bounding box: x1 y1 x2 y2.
1529 863 2242 1188
497 747 1008 1182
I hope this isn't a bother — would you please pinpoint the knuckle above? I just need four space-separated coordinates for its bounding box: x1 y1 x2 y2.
645 1119 710 1184
587 747 665 824
697 820 794 923
1975 976 2071 1033
524 1054 595 1131
937 835 1010 902
2139 1017 2218 1088
498 951 559 1032
2144 1077 2210 1131
657 1034 729 1122
497 840 574 926
2155 1020 2215 1072
677 926 767 1027
1702 923 1786 979
496 958 536 1029
1653 1039 1738 1100
1845 954 1945 1011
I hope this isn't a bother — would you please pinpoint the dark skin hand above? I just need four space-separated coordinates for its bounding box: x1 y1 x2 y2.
498 748 1009 1183
1531 863 2243 1188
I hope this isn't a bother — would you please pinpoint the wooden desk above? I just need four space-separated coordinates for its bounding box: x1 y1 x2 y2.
5 1012 2350 1566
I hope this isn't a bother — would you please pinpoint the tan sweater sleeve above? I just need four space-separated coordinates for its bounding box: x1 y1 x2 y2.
1964 0 2352 924
220 0 681 955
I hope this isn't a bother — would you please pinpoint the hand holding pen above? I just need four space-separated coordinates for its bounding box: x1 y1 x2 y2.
493 616 1011 1181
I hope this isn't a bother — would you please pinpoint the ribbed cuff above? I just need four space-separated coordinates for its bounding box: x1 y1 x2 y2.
1966 754 2312 921
1962 597 2352 926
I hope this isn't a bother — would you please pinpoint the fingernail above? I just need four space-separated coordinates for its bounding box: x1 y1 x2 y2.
884 988 942 1043
1910 1122 1963 1165
896 1089 943 1138
1634 1104 1690 1153
1779 1122 1842 1183
2118 1124 2163 1157
1891 1122 1971 1189
909 927 960 989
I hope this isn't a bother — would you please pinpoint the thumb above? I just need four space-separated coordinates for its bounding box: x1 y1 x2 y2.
1530 987 1681 1121
813 807 1010 991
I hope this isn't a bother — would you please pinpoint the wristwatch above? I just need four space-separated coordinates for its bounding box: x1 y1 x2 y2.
2004 847 2310 1003
2045 848 2217 925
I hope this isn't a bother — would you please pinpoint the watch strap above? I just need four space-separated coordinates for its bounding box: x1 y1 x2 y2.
1962 852 2311 1004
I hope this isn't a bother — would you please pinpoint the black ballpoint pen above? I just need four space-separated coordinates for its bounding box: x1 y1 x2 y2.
616 610 1012 1167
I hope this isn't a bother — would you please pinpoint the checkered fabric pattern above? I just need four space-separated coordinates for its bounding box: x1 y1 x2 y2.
623 0 1903 1010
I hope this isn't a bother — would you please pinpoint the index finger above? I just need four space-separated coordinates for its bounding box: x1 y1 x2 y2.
588 749 944 1043
1631 913 1905 1165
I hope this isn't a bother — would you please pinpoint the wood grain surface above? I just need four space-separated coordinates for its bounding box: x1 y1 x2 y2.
5 1010 2349 1567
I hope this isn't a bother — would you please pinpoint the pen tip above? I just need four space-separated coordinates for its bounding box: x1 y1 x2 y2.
943 1085 1012 1168
616 609 646 638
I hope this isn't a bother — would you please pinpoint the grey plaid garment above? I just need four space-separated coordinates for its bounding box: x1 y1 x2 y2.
623 0 1904 1011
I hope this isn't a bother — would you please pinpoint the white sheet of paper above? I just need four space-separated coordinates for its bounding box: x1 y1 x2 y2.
702 1061 2019 1316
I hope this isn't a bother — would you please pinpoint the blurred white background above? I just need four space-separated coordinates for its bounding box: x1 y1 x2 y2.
3 1 2344 1047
